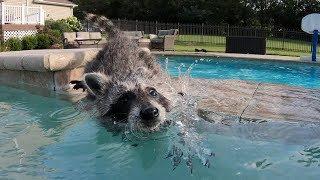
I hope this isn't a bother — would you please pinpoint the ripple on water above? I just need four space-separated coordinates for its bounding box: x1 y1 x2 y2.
49 106 82 121
46 106 87 138
0 102 35 145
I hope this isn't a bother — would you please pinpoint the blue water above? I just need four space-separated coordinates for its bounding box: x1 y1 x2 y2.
1 86 320 180
1 56 320 179
159 56 320 89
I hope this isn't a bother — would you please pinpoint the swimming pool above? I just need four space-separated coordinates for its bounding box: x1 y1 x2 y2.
159 56 320 89
1 85 320 180
1 56 320 180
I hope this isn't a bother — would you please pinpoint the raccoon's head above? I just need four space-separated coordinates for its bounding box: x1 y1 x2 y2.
83 72 173 131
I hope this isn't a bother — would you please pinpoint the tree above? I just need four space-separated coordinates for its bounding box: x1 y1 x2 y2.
72 0 320 29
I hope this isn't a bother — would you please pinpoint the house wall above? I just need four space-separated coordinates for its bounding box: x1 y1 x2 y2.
37 4 73 20
1 0 73 40
4 0 26 5
4 0 74 20
28 0 73 20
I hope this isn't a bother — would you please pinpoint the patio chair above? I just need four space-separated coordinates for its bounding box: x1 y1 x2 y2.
122 31 151 49
149 29 179 51
63 32 78 48
122 31 144 41
63 32 102 48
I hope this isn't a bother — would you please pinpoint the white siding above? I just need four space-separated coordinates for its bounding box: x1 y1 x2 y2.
3 0 74 20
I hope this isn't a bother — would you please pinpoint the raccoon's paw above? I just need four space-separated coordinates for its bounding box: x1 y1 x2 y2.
70 80 86 92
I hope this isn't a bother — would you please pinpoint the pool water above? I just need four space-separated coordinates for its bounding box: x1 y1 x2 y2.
1 86 320 180
1 57 320 180
159 56 320 89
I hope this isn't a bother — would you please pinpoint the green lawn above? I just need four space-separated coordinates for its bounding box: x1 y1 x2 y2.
175 35 317 57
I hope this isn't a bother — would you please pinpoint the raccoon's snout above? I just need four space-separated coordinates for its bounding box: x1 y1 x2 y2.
140 107 159 121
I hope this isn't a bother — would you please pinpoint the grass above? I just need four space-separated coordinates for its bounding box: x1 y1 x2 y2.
175 44 225 52
174 35 317 57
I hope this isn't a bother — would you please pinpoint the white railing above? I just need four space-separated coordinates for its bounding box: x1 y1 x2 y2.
0 3 44 25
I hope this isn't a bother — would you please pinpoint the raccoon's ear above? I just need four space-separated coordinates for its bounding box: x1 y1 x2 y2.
84 72 111 96
139 48 156 67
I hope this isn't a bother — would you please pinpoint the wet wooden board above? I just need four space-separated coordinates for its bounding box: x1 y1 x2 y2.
191 79 320 123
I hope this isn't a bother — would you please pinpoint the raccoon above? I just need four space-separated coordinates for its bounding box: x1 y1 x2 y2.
71 14 178 131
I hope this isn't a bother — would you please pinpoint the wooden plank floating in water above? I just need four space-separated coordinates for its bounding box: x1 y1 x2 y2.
194 79 320 123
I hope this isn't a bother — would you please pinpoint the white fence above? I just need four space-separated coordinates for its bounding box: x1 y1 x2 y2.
0 3 44 25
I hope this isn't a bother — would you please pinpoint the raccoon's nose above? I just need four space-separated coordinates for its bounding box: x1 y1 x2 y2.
140 107 159 120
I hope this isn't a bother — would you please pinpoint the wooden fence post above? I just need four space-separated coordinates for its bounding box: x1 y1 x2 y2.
178 22 180 34
86 20 89 31
117 18 121 29
227 24 230 37
135 20 138 31
282 30 285 50
201 23 204 42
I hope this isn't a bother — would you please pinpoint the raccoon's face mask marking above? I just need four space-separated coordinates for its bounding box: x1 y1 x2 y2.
84 72 173 131
107 91 136 122
108 86 172 130
127 86 172 131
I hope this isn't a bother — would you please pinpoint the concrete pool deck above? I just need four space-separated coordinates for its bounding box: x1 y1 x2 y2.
0 49 320 123
154 51 320 64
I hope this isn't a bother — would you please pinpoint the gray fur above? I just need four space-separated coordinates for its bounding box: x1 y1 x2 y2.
76 14 177 131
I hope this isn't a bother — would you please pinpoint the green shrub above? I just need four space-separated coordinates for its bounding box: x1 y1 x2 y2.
0 41 9 52
64 16 82 32
22 35 38 50
36 34 51 49
41 16 82 49
6 38 22 51
45 16 82 34
45 19 72 34
47 29 62 44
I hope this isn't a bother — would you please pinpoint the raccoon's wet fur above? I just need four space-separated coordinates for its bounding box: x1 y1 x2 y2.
72 14 178 131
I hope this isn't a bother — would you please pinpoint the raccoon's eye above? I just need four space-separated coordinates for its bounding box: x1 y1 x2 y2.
149 88 158 97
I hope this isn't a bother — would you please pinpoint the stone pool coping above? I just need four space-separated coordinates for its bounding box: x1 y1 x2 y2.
0 49 100 92
153 51 320 65
0 48 100 72
0 49 318 73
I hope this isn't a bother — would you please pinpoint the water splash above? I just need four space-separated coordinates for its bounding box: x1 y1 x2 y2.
164 59 214 172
